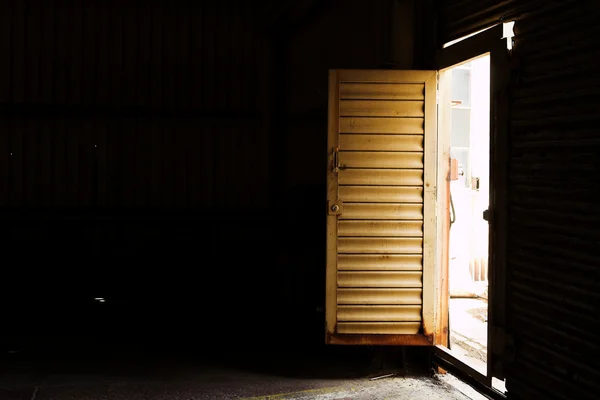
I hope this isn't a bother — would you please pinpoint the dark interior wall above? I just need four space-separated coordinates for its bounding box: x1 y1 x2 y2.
1 0 413 352
0 0 270 210
436 1 600 399
506 4 600 399
0 0 275 351
273 0 411 332
285 0 392 188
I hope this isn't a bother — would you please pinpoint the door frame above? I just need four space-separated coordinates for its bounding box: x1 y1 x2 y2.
432 23 510 395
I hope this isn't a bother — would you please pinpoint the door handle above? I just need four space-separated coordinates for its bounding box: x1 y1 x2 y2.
483 209 490 222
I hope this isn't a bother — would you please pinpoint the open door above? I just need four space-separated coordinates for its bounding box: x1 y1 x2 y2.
325 24 510 400
325 69 443 346
432 24 510 398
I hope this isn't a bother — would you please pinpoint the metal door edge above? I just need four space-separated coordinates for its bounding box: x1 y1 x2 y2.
433 345 506 400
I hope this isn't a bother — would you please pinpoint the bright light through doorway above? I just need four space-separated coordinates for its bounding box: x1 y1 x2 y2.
442 53 506 393
443 21 515 50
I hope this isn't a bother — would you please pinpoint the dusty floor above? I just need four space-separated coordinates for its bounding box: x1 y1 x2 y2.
449 297 489 375
1 348 481 400
448 297 506 393
450 298 488 374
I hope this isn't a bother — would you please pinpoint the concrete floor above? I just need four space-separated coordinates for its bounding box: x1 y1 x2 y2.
449 297 489 375
448 297 506 394
1 348 480 400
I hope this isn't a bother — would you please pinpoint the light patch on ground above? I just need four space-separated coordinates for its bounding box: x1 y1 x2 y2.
241 376 474 400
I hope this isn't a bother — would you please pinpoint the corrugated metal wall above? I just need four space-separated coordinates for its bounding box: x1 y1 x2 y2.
1 1 402 351
285 0 394 187
0 0 269 209
507 3 600 399
437 1 600 399
0 0 273 350
276 0 396 325
437 0 536 46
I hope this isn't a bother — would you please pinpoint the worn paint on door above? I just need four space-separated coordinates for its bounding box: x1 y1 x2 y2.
326 70 438 346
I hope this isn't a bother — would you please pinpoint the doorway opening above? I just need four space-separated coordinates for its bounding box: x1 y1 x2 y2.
433 23 514 398
441 54 498 387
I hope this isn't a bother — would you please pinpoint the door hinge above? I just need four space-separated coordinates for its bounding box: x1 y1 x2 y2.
483 208 491 222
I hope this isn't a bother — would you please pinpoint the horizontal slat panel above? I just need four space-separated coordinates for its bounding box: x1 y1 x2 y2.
511 290 594 332
339 100 424 117
340 117 423 134
339 83 424 100
509 230 596 255
517 336 600 386
340 134 423 151
339 169 423 186
340 151 423 169
337 322 420 334
341 203 423 220
338 238 423 254
337 288 423 304
338 220 423 237
337 305 422 321
509 252 598 292
512 272 600 315
338 254 423 270
513 348 599 400
339 186 423 203
508 234 598 266
337 271 423 287
338 70 435 83
511 313 600 364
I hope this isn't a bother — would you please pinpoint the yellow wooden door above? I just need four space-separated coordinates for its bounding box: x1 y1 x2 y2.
326 69 439 346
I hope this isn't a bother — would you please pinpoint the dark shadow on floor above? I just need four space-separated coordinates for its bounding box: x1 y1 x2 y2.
1 333 434 388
